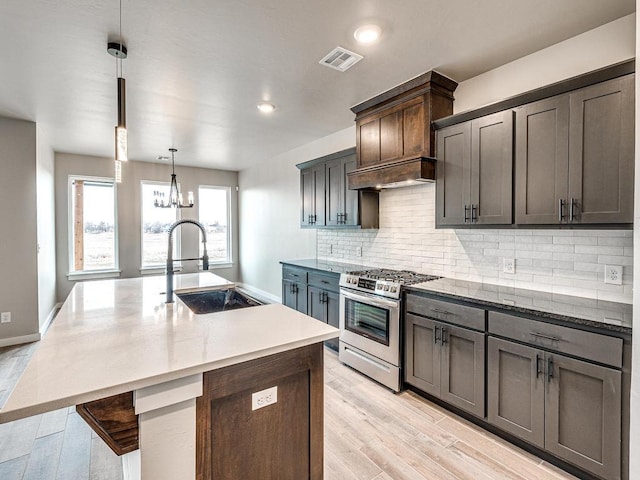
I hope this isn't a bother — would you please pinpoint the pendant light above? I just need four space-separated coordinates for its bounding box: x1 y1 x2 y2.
154 148 194 208
108 0 128 182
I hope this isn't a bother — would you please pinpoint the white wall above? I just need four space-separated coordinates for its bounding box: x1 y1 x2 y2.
0 117 40 342
238 127 354 297
54 153 240 301
454 14 635 114
36 125 57 333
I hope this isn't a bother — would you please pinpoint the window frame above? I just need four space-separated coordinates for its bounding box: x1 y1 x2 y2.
67 175 120 280
140 180 181 273
198 185 233 267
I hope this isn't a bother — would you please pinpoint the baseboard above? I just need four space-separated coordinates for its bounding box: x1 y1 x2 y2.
40 302 63 337
234 283 281 304
0 332 41 348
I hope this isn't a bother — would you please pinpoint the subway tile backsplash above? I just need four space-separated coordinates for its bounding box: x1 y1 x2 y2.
317 183 633 303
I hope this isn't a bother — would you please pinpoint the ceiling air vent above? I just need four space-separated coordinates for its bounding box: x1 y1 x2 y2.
319 46 363 72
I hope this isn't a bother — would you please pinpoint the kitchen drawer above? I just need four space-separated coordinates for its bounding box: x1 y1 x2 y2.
282 266 307 283
488 311 622 368
406 294 485 331
307 271 339 292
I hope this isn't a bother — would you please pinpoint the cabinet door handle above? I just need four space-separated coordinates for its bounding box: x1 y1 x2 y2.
569 198 577 222
342 212 347 224
530 331 561 342
547 357 554 383
441 327 448 345
464 205 471 223
430 307 453 315
320 280 330 284
471 204 477 223
558 199 565 222
535 354 542 379
434 325 441 344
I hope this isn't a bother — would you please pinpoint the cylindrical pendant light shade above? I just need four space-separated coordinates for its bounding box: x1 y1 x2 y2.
117 77 126 128
115 77 128 161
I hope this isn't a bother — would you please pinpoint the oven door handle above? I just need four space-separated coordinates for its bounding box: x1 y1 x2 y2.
339 289 400 310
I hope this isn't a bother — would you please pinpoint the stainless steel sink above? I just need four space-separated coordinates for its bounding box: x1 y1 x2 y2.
177 289 263 314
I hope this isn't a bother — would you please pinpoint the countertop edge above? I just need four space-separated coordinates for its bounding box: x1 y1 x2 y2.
0 331 338 424
405 286 632 336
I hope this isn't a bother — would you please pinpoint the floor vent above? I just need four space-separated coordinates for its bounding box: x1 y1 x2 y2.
319 46 363 72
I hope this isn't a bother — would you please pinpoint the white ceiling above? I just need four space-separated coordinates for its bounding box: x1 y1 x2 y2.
0 0 634 171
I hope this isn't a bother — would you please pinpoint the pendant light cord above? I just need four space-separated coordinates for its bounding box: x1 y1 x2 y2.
118 0 123 77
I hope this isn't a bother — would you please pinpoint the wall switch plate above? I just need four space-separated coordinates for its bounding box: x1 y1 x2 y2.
252 386 277 411
0 312 11 323
604 265 623 285
356 246 362 257
503 258 515 274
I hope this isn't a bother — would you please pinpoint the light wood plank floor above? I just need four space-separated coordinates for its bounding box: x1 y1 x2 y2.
0 343 577 480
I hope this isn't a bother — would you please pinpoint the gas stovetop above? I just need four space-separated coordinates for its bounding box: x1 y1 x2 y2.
339 269 440 299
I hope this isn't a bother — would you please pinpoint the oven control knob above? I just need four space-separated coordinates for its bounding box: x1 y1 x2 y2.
383 285 390 291
375 284 381 290
391 286 397 293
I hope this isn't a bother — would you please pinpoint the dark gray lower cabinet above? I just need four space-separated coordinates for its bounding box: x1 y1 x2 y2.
405 313 485 418
488 336 621 480
282 264 340 350
282 279 307 313
308 286 339 349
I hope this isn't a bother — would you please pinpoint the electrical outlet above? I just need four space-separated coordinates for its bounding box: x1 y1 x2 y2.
503 258 515 274
604 265 623 285
252 386 277 411
0 312 11 324
356 246 362 257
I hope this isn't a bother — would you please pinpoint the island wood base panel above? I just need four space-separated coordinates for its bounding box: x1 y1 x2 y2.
197 343 324 480
77 342 324 480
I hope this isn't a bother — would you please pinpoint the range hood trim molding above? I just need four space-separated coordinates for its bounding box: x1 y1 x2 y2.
347 156 436 190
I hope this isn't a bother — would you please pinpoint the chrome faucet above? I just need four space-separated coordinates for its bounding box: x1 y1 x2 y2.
166 219 209 303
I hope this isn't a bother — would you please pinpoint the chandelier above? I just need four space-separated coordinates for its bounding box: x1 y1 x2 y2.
154 148 194 208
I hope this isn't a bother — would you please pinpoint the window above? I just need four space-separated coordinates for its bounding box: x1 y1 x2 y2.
68 177 118 275
199 186 231 265
141 181 178 269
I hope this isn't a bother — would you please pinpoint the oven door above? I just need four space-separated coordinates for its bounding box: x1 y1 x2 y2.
339 288 400 366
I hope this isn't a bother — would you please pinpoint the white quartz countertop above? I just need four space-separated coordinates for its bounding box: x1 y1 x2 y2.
0 273 338 423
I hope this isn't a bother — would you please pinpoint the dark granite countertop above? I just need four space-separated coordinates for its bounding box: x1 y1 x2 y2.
280 258 376 275
406 278 632 335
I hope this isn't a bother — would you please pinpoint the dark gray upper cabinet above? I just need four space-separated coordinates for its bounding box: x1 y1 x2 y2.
568 75 634 224
516 74 634 225
436 111 513 227
436 122 470 226
298 148 379 229
326 155 358 226
300 165 325 227
515 95 570 224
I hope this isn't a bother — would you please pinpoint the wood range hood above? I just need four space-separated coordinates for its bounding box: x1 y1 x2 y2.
348 70 458 190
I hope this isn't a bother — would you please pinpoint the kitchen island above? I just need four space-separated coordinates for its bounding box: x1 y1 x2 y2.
0 273 338 480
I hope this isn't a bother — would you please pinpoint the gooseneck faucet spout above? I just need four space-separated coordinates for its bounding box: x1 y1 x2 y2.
166 219 209 303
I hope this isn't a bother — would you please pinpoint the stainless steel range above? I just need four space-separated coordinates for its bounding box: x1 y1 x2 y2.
338 269 440 391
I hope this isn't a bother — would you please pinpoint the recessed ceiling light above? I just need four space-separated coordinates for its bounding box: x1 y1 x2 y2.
257 102 276 113
354 24 382 44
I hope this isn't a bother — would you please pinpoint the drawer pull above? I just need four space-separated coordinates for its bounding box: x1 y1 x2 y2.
530 332 561 342
320 280 330 284
431 308 453 315
441 327 448 345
